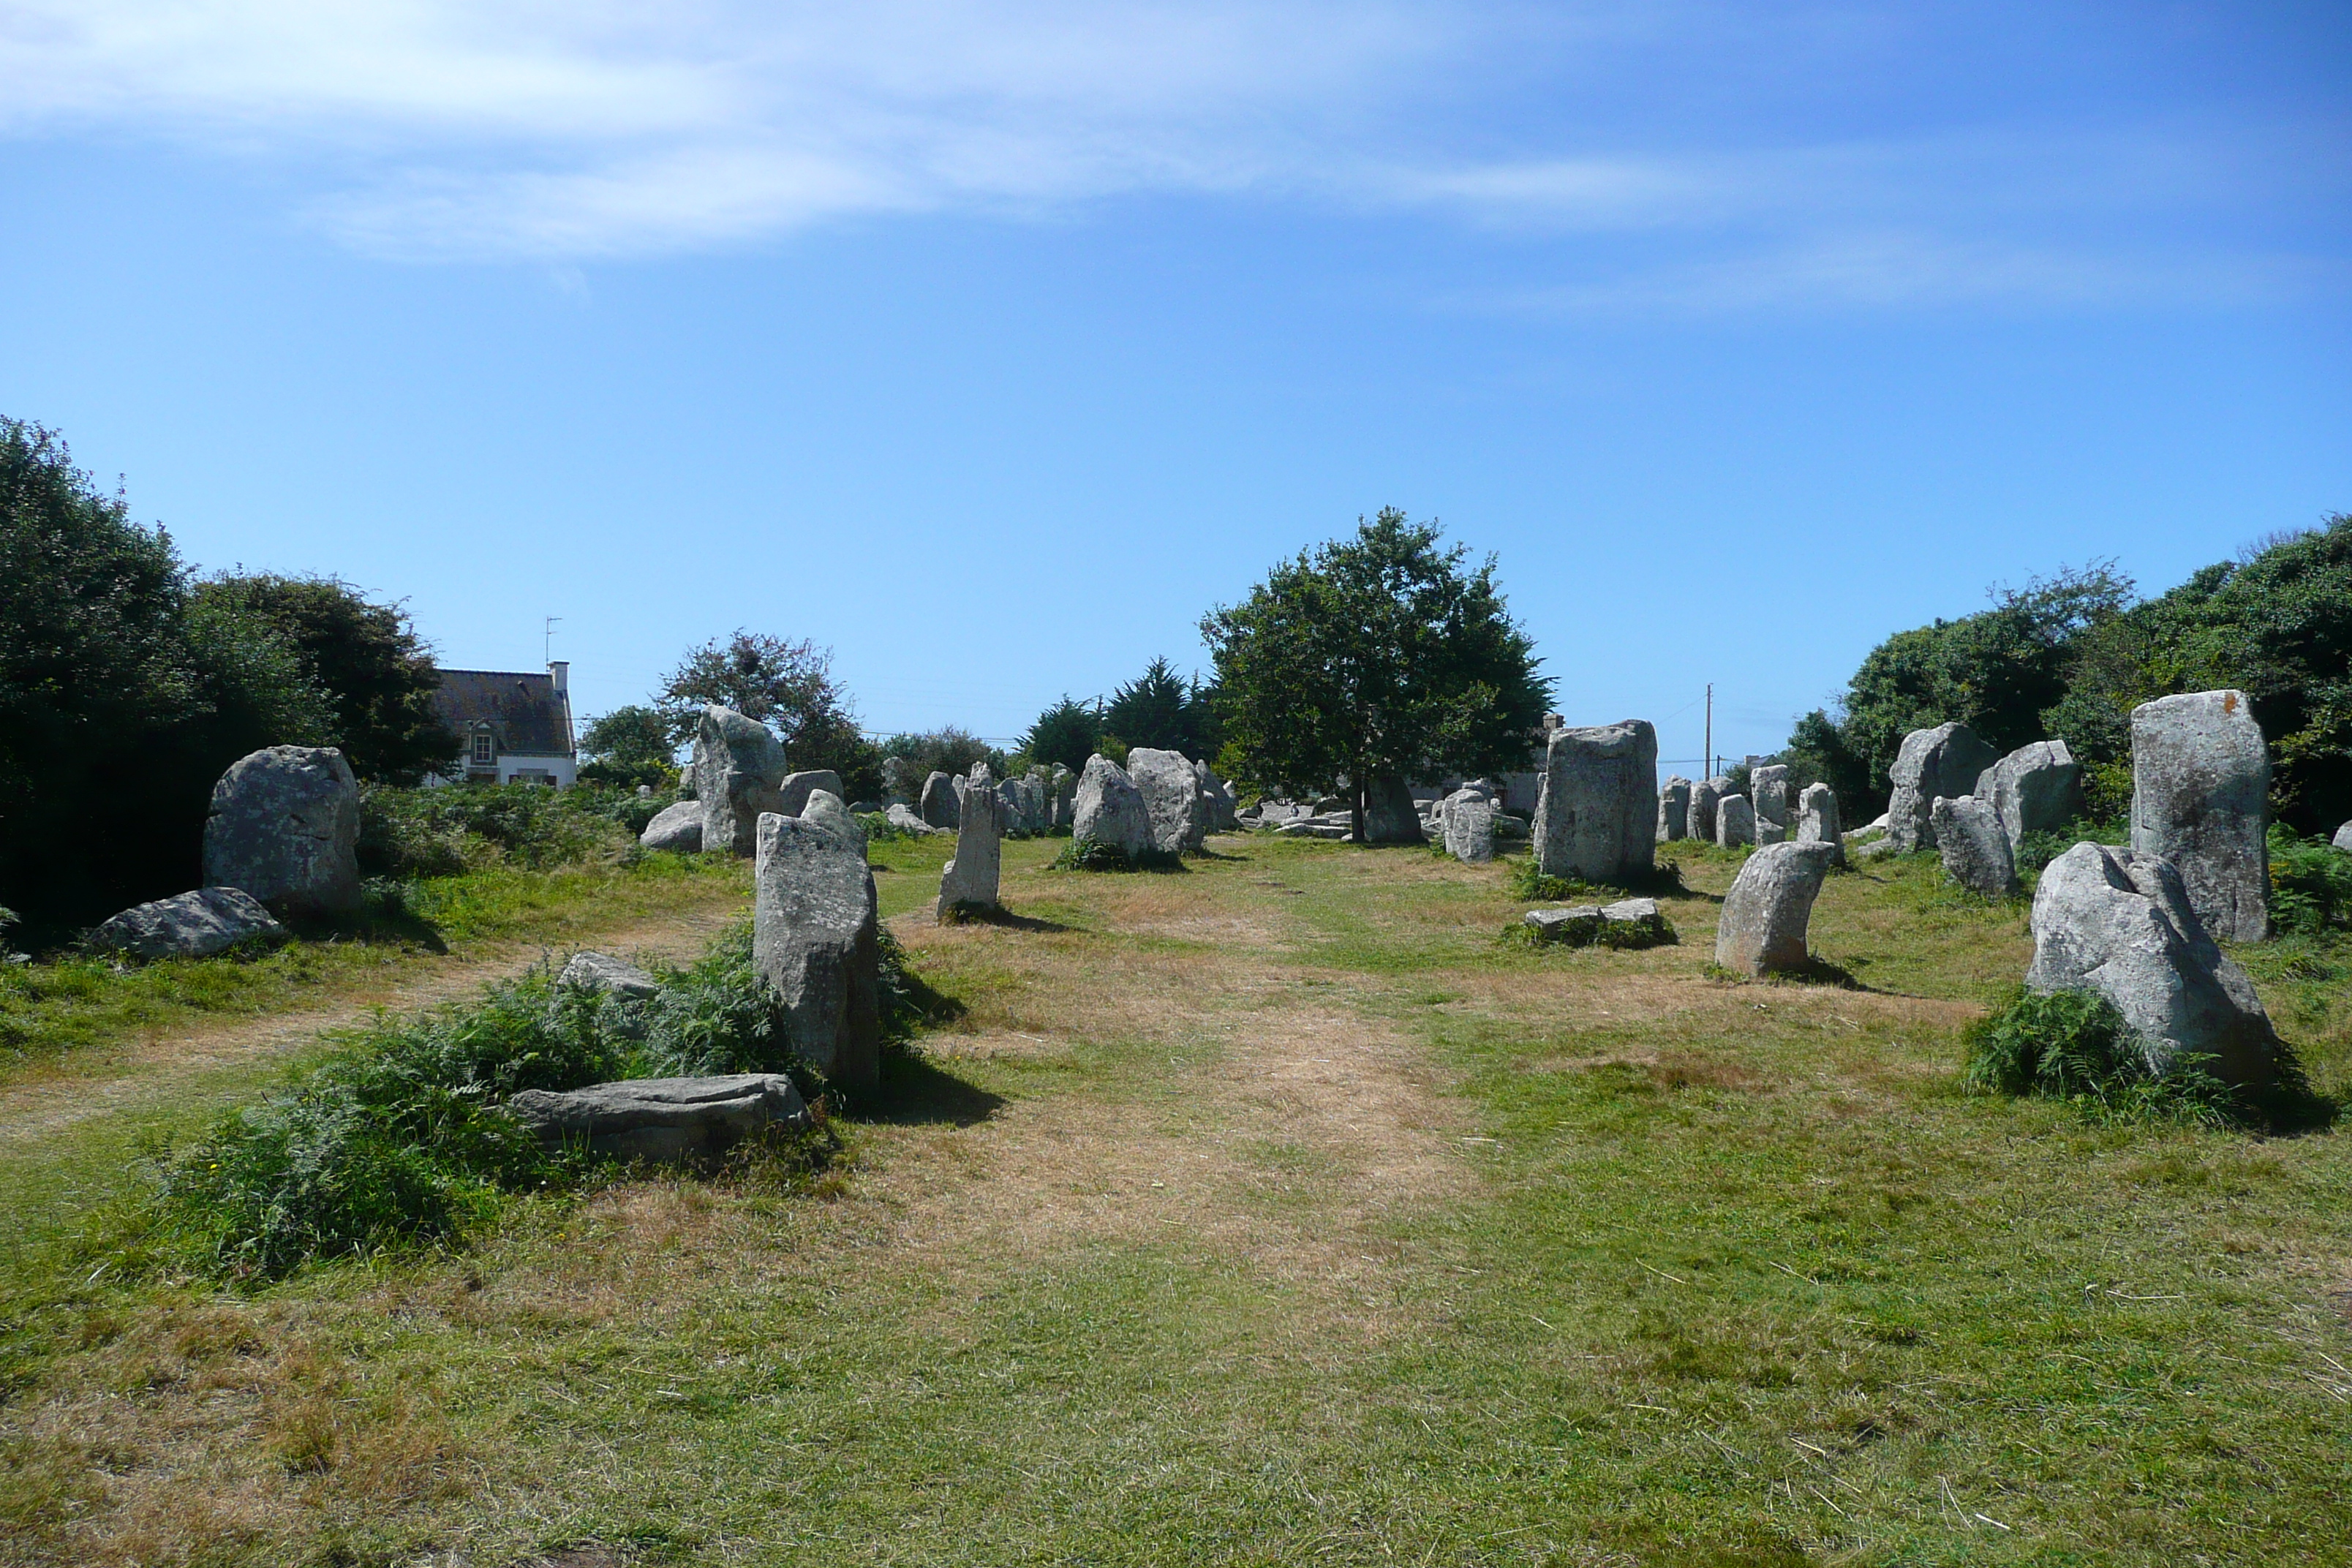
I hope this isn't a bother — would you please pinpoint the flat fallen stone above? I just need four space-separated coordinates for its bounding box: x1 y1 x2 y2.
506 1074 809 1164
91 887 287 961
557 950 660 1000
638 800 703 852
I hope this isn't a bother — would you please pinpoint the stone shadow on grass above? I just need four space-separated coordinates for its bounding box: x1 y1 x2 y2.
936 905 1077 934
870 1046 1008 1127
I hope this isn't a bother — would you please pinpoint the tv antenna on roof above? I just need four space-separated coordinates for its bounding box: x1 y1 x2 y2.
545 616 562 666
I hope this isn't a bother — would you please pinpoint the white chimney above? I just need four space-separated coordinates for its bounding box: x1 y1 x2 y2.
548 660 569 693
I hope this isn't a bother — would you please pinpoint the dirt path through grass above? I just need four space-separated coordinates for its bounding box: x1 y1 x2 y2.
0 900 748 1146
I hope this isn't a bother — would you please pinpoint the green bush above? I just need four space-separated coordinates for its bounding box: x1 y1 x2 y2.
2270 823 2352 936
1050 837 1179 872
357 783 623 878
2013 818 2127 878
636 924 795 1081
154 972 625 1275
1961 987 2239 1127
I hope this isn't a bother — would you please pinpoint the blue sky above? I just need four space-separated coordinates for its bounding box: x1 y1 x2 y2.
2 1 2346 771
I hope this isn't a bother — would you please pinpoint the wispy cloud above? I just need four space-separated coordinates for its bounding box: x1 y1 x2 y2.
0 0 2331 308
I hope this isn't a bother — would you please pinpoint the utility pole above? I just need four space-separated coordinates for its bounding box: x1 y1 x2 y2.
1703 683 1713 780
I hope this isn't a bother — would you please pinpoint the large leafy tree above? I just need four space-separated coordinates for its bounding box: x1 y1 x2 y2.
578 704 677 789
1201 508 1553 840
192 573 454 785
657 630 882 798
0 420 333 929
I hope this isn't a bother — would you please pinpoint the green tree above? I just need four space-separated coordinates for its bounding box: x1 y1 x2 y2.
578 704 677 789
192 573 455 785
1102 657 1217 757
1019 696 1103 775
1200 508 1552 841
880 728 1004 799
0 420 331 929
657 630 881 798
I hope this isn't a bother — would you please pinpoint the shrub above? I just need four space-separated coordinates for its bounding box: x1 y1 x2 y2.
2270 823 2352 936
356 783 622 878
636 924 796 1082
154 972 625 1275
1051 837 1179 872
1961 987 2256 1127
2013 818 2127 878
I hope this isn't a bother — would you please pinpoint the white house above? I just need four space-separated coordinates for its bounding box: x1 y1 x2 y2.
426 661 578 787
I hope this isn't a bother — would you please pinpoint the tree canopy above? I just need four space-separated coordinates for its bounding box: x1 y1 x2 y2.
1101 657 1218 758
1200 508 1552 837
1019 696 1104 776
578 704 677 789
657 630 882 799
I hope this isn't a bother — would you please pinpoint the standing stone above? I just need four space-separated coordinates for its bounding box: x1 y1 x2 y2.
1049 765 1077 832
2028 843 2279 1088
1656 776 1692 843
693 706 788 859
2130 690 2269 943
1750 764 1790 846
1128 748 1207 855
774 769 845 821
202 746 361 916
1688 777 1725 845
919 771 961 831
1715 794 1756 848
1885 723 1999 853
1072 754 1153 861
753 791 881 1096
1361 775 1426 845
1714 841 1839 976
638 799 703 852
1974 739 2085 855
1530 720 1658 881
938 775 1006 917
1194 758 1240 832
1932 795 2019 897
2335 821 2352 853
1442 788 1496 864
1795 783 1844 869
92 887 288 960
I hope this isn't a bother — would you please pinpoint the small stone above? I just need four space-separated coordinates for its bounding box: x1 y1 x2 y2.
557 950 660 999
2130 690 2270 943
202 746 361 915
1933 795 2019 897
1442 788 1496 864
91 887 287 961
2337 821 2352 853
506 1074 810 1165
1715 794 1755 848
1688 777 1725 845
638 800 703 852
1714 841 1838 975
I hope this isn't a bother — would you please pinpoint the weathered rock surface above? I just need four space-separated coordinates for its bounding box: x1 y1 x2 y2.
1714 841 1838 975
938 774 1005 916
1050 765 1076 832
1974 740 2084 855
203 746 361 915
557 950 660 999
1530 720 1657 881
2027 842 2280 1087
1795 783 1844 869
1886 723 1998 853
1442 788 1496 864
2337 821 2352 853
507 1074 810 1164
694 706 788 859
91 887 287 960
1715 794 1755 848
1194 759 1239 832
1073 754 1153 861
1751 764 1790 846
2130 690 2269 943
1128 747 1207 855
919 771 960 830
638 800 704 852
1361 775 1425 845
753 791 881 1095
1933 794 2019 897
774 769 845 821
1688 777 1725 845
1523 897 1673 949
886 802 943 837
1656 776 1692 843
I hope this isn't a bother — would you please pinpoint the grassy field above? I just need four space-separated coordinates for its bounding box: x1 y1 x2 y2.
4 830 2349 1566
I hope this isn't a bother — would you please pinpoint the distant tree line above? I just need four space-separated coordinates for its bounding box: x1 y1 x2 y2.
1784 516 2352 834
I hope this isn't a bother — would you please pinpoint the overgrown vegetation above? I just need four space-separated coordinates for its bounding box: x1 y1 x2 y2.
1050 837 1181 872
1504 854 1687 903
2270 823 2352 935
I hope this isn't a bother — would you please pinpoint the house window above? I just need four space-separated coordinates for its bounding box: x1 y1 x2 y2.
471 728 495 766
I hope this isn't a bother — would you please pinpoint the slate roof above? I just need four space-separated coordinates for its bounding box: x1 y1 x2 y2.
432 669 573 756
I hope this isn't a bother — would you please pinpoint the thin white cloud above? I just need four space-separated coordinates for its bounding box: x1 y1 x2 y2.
0 0 2329 307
